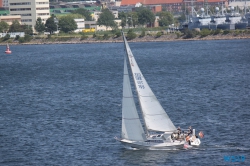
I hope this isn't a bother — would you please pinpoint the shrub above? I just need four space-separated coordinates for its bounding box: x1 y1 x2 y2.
15 35 20 40
139 29 146 37
200 28 211 38
3 34 10 41
24 34 32 42
93 33 97 38
115 31 121 38
222 30 230 35
80 34 88 40
213 29 221 35
126 29 136 40
176 31 181 38
18 37 25 43
233 30 241 36
184 29 196 39
156 31 163 38
103 33 109 40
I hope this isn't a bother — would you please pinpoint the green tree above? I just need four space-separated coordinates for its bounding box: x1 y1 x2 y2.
35 17 45 33
127 12 138 27
3 34 10 41
157 11 174 27
45 16 57 34
71 8 92 21
97 8 116 30
9 20 22 32
58 15 77 33
22 24 33 35
177 13 186 23
118 12 127 28
0 21 9 33
136 7 155 26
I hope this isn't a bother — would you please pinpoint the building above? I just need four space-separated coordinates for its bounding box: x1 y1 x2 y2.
120 0 228 13
0 15 21 25
92 10 118 21
8 0 50 31
0 0 9 7
74 18 85 32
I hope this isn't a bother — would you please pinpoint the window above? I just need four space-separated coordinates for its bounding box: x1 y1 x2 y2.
36 2 49 5
37 13 49 16
10 2 31 5
36 8 49 10
10 8 31 11
22 19 32 22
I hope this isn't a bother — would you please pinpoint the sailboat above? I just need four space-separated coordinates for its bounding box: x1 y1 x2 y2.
5 43 12 54
115 32 202 149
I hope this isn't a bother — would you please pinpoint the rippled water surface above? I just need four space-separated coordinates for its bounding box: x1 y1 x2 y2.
0 39 250 165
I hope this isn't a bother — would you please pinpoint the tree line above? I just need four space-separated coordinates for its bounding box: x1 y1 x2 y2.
0 7 177 36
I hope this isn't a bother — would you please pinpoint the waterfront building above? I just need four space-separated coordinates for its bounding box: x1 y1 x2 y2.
0 15 21 25
0 0 9 7
8 0 50 31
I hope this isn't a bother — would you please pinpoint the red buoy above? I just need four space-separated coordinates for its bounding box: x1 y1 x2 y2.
5 43 12 54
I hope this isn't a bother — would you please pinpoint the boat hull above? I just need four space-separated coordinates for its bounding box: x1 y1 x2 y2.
5 51 11 54
120 139 185 150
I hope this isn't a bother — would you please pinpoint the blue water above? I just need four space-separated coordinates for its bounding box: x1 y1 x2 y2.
0 40 250 165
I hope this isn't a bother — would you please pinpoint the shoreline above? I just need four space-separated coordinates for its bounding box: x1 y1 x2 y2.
2 33 250 45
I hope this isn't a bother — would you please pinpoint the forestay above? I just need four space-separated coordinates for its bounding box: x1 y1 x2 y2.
123 33 176 132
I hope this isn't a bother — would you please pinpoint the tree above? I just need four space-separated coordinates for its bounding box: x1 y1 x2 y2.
136 7 155 26
45 16 57 34
9 20 22 32
157 11 174 27
97 8 116 30
35 17 45 33
58 15 77 33
71 8 92 21
22 24 33 35
118 12 127 28
128 12 138 27
0 21 9 33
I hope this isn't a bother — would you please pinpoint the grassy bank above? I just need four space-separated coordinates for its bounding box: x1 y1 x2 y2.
1 28 250 45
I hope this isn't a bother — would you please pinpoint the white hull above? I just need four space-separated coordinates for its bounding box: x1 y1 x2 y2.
119 139 185 150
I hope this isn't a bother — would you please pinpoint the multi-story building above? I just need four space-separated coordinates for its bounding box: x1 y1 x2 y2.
0 0 9 7
8 0 50 31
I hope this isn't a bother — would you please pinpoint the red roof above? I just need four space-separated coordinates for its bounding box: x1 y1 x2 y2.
121 0 225 6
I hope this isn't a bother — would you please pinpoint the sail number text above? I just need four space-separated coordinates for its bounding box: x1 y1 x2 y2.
135 73 145 89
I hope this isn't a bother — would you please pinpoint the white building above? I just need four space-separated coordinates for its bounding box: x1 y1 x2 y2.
2 0 9 7
92 10 118 21
8 0 50 31
74 18 85 32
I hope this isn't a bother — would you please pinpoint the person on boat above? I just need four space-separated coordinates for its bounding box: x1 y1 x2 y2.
187 126 193 136
177 126 182 139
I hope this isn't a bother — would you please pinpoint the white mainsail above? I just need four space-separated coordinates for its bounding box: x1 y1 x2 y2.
123 33 176 132
121 54 146 141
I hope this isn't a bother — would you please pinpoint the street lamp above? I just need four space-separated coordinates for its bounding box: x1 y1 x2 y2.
54 17 58 36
